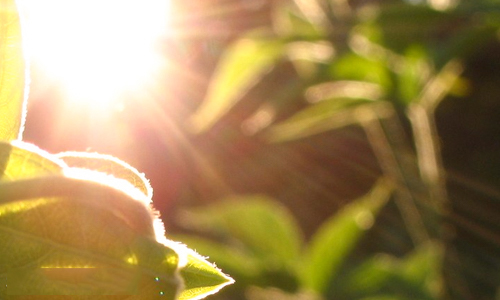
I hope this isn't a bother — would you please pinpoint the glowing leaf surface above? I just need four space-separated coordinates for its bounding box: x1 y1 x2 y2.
0 0 27 141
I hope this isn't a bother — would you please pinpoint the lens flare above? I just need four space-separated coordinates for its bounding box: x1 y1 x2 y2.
20 0 169 108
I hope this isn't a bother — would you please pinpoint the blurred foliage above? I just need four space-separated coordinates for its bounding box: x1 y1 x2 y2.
173 0 500 299
173 180 443 300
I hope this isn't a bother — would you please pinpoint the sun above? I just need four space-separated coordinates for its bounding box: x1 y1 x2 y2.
19 0 170 109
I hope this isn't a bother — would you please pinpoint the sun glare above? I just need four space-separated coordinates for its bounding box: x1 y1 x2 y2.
20 0 169 108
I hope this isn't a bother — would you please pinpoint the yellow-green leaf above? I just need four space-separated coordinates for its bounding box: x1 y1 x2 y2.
0 141 65 180
0 177 181 298
0 141 232 298
57 152 153 199
0 0 27 141
172 234 260 283
0 141 182 297
0 175 156 237
178 251 234 300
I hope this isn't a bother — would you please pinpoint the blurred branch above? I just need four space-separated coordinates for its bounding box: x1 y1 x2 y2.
408 60 463 222
356 103 431 245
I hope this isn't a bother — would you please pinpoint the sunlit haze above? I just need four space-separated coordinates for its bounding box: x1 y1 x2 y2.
20 0 170 109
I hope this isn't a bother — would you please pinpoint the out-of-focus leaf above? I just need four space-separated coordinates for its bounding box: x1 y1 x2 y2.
246 286 321 300
57 152 153 199
397 46 429 104
0 0 27 141
331 53 392 91
400 242 442 295
286 41 334 78
275 7 325 39
189 38 284 133
266 99 373 143
291 0 331 34
339 254 400 298
358 296 401 300
305 81 384 103
177 196 303 268
178 251 234 300
300 179 393 294
340 242 442 300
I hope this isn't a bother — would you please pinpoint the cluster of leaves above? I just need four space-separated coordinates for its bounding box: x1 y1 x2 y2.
176 0 500 299
174 181 442 300
0 0 232 298
188 0 500 143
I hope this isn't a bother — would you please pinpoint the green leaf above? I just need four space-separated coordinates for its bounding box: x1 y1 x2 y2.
57 152 153 199
245 286 321 300
400 242 442 295
0 142 177 297
339 254 400 298
275 7 325 39
178 251 234 300
0 175 157 237
358 296 402 300
189 37 284 133
331 53 391 91
0 178 181 297
177 196 303 268
301 179 393 294
397 46 429 104
0 0 28 141
266 98 373 142
0 141 65 180
0 142 233 298
0 141 155 237
172 234 260 281
339 242 442 300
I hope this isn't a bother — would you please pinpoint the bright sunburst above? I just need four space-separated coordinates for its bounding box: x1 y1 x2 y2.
20 0 169 108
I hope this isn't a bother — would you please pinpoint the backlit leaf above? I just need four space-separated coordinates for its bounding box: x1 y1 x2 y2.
0 0 27 141
172 234 260 281
178 251 234 300
57 152 153 199
0 141 65 180
0 178 180 298
0 141 232 298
